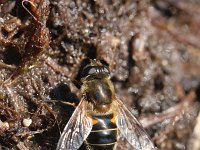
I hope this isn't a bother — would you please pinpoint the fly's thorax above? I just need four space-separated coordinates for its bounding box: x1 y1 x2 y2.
81 77 115 113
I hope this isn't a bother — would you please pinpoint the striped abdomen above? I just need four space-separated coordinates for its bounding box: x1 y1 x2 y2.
86 113 118 150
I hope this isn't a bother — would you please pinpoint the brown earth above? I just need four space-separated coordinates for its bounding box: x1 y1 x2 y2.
0 0 200 150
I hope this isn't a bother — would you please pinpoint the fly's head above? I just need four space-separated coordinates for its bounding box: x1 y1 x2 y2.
80 60 110 83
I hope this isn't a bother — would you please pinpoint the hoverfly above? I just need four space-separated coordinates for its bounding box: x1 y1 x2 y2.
56 60 157 150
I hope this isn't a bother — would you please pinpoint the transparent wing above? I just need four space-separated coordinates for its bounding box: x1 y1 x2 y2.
56 99 93 150
114 98 157 150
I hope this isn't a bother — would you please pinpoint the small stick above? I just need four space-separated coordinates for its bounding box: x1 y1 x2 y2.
47 100 77 108
188 109 200 150
45 57 72 78
140 91 196 128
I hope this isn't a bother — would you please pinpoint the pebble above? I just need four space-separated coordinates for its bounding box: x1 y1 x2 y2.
22 118 32 127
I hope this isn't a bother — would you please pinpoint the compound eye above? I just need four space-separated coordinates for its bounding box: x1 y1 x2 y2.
88 67 96 75
81 66 97 78
81 64 110 80
103 67 109 73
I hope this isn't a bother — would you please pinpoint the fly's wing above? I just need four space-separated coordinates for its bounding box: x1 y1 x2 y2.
114 98 157 150
56 99 93 150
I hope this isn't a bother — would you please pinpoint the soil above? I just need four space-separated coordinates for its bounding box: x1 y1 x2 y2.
0 0 200 150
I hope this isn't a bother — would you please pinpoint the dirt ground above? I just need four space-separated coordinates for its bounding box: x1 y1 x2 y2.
0 0 200 150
